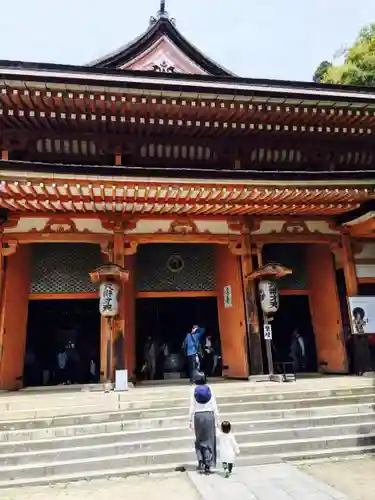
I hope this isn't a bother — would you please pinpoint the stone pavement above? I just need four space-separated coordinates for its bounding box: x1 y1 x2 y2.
300 457 375 500
188 463 349 500
0 473 200 500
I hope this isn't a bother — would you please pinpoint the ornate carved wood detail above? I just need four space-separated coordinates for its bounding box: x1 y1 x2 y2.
101 218 138 233
152 61 175 73
1 240 18 256
246 218 262 233
30 217 86 233
329 241 343 263
227 217 247 234
278 220 311 235
100 241 114 261
1 215 20 230
158 218 211 235
124 241 138 256
228 238 245 256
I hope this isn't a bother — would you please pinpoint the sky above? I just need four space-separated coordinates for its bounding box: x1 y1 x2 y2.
0 0 374 82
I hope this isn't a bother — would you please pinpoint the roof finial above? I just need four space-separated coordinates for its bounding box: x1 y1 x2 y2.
150 0 175 26
157 0 168 18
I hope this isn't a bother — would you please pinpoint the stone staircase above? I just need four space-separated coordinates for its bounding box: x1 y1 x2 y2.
0 378 375 488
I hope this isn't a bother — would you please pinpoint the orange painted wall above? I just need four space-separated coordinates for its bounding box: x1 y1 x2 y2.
0 246 31 389
306 244 347 373
124 255 136 375
215 245 248 378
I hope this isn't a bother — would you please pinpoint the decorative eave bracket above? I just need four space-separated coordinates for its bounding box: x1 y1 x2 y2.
246 263 293 281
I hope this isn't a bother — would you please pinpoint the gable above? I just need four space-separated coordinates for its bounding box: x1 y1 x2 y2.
119 35 207 74
89 16 233 76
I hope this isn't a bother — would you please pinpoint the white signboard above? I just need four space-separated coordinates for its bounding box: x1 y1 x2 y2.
99 282 120 317
259 280 279 314
114 369 129 391
224 285 232 308
263 324 272 340
348 296 375 335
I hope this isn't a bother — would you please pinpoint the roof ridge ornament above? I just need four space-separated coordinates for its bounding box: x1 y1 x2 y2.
150 0 176 26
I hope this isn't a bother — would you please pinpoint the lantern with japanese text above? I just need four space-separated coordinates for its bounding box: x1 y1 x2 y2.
259 280 279 314
89 264 130 386
99 282 120 317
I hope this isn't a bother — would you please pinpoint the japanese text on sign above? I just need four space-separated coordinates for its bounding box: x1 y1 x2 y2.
263 324 272 340
99 282 119 317
224 285 232 308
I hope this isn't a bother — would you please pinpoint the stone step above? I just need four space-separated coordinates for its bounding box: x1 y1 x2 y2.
1 401 374 443
1 392 373 430
1 382 374 418
0 420 374 468
0 432 374 483
1 411 373 454
0 379 373 488
1 444 374 490
0 455 280 489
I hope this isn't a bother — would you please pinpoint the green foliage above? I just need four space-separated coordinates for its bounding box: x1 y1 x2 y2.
313 61 332 82
313 23 375 86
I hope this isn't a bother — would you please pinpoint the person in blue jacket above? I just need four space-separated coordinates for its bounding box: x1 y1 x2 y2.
182 325 205 383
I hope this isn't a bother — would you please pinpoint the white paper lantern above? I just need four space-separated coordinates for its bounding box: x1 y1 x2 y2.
99 282 120 317
259 280 279 314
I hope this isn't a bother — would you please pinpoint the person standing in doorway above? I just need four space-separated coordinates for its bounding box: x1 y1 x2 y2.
57 348 68 384
203 335 215 377
182 325 205 383
290 328 306 373
353 334 371 376
144 336 158 380
66 341 79 384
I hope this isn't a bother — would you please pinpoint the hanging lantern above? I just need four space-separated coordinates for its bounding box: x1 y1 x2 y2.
259 280 279 314
99 281 120 317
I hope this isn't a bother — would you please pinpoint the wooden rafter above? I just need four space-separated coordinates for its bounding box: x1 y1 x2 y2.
2 86 375 141
0 176 371 216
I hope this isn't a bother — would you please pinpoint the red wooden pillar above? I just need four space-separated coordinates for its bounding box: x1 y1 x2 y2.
307 244 347 373
215 244 248 378
0 245 31 389
123 254 136 376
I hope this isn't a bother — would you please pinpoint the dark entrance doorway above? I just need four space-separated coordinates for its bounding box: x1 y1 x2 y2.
136 296 221 380
24 299 100 387
270 294 317 372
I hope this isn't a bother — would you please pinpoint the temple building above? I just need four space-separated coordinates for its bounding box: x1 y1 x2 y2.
1 1 375 389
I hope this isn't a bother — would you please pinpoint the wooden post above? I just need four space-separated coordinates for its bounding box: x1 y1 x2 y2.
341 234 358 296
112 232 125 378
1 150 8 161
123 254 136 376
256 244 274 375
240 230 263 375
0 245 30 389
115 153 122 166
216 244 248 377
0 241 5 379
306 244 347 372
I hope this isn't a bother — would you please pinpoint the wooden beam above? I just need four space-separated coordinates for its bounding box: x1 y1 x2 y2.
347 217 375 237
29 292 98 300
341 234 358 296
136 291 217 298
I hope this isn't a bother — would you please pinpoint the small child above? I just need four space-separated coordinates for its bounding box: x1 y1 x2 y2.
218 420 240 478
